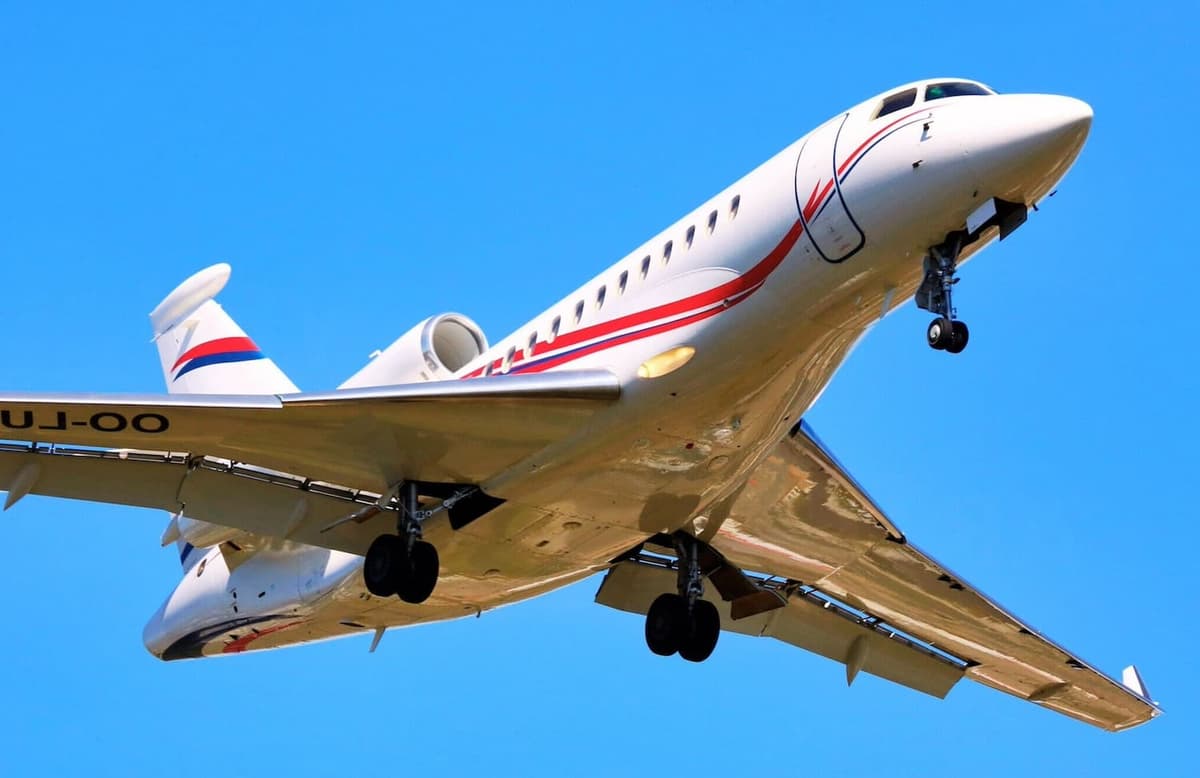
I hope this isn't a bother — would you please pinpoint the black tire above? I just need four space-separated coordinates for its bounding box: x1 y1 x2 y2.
946 320 970 354
396 540 440 604
678 599 721 663
645 593 687 656
364 534 401 597
926 317 953 350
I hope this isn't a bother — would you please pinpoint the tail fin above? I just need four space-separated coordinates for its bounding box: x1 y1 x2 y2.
149 263 299 395
151 264 299 571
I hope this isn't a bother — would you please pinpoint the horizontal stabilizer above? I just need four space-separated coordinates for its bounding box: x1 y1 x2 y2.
149 263 232 337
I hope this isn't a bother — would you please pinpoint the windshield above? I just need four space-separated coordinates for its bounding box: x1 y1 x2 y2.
925 81 992 101
876 87 918 119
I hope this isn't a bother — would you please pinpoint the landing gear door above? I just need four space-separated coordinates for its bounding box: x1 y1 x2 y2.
794 114 865 263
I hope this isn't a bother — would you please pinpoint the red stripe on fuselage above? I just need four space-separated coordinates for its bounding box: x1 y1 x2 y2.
837 108 928 178
221 620 304 654
465 112 916 380
516 282 763 374
804 179 835 221
173 336 260 371
466 219 806 377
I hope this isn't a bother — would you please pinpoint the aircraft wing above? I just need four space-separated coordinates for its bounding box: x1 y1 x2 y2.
0 370 619 555
702 421 1158 731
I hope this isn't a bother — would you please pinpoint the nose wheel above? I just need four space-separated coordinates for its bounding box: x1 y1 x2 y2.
916 233 969 353
363 482 440 604
643 535 721 662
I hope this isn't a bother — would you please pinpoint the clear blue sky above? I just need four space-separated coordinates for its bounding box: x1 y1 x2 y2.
0 3 1193 775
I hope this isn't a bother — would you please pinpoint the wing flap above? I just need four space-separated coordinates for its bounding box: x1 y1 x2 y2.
595 560 964 698
0 444 186 512
710 421 1160 731
0 443 411 556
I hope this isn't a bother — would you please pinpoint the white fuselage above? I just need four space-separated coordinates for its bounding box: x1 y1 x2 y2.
143 80 1093 659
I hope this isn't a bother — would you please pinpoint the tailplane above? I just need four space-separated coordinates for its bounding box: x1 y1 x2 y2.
149 263 298 395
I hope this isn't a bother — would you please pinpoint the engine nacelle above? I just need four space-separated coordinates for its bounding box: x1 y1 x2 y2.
341 313 488 388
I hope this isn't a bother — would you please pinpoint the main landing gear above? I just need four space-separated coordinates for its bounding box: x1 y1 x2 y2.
644 535 721 662
916 232 969 354
363 482 440 604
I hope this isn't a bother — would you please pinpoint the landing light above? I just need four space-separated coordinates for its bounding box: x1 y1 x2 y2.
638 346 695 379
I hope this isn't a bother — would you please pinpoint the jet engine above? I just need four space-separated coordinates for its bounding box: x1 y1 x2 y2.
340 313 488 388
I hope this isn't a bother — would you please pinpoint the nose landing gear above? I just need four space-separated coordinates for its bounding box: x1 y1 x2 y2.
363 482 440 604
643 535 721 662
916 232 970 354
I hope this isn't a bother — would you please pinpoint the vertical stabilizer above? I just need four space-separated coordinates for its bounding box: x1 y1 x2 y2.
149 264 299 395
150 265 299 570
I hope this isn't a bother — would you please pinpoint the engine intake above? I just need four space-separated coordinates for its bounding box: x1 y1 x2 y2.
341 313 488 388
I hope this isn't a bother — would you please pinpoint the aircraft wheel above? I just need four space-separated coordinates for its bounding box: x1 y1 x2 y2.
396 540 440 604
945 320 970 354
645 593 687 656
927 317 955 351
678 600 721 663
364 534 402 598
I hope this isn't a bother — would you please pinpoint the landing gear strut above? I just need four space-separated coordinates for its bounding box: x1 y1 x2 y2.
916 232 970 354
363 482 440 604
644 535 721 662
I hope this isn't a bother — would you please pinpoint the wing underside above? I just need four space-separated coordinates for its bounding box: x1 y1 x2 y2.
699 421 1159 731
0 370 620 556
0 371 1160 729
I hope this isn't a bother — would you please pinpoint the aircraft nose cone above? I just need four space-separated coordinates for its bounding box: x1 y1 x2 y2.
965 93 1094 203
1026 94 1093 152
1055 95 1094 134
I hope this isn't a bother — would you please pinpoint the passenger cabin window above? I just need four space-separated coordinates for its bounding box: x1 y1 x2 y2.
640 255 651 279
618 270 628 294
876 87 917 119
925 82 991 101
503 346 515 373
550 316 561 342
596 285 606 310
662 240 673 265
685 225 696 248
707 209 718 234
527 332 538 356
574 300 585 324
730 195 740 219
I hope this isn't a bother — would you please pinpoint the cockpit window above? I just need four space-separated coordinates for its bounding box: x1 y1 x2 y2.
876 87 917 119
925 82 992 101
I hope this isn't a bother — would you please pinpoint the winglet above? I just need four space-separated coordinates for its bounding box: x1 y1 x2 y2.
1122 665 1152 701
